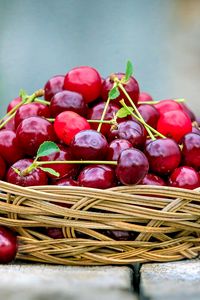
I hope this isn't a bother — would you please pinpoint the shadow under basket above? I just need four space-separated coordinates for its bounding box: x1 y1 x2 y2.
0 180 200 265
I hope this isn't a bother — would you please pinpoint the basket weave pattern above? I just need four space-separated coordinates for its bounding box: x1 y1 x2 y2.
0 180 200 265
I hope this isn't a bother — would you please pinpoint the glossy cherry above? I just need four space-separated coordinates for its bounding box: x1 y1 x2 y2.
46 228 64 239
182 133 200 171
1 117 15 131
71 130 108 160
50 90 87 117
105 230 135 241
106 139 132 161
64 66 102 103
0 130 23 164
0 226 18 263
101 73 139 106
16 117 56 156
154 99 183 115
7 97 21 112
0 155 6 180
138 104 160 128
78 165 116 189
169 166 200 190
7 159 48 187
192 127 200 135
52 178 78 186
14 103 50 129
157 110 192 142
138 92 153 102
145 138 181 175
139 173 166 186
116 148 149 185
44 75 65 101
54 111 90 145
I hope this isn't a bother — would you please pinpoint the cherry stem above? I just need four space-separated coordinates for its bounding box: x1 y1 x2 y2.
138 98 185 105
47 118 115 125
34 99 50 105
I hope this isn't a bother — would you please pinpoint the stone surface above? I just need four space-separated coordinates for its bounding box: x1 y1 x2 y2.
0 263 137 300
140 258 200 300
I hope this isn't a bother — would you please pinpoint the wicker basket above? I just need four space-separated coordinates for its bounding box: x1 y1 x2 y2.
0 180 200 265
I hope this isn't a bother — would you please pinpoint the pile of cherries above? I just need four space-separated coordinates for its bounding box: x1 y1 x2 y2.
0 61 200 262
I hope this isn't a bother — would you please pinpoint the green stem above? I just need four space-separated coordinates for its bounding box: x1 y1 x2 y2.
36 160 117 166
138 98 185 105
34 99 50 105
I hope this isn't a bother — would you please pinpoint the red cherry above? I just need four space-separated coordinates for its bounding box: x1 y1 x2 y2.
44 75 65 101
101 73 139 106
0 155 6 180
54 111 90 145
157 110 192 142
139 173 166 186
0 227 17 263
78 165 117 189
16 117 56 156
87 102 119 136
71 130 108 160
138 92 153 102
50 90 87 117
105 230 135 241
7 97 21 112
180 103 196 122
52 178 78 186
169 166 200 190
64 66 102 103
7 158 48 187
46 228 64 239
138 104 160 128
154 99 183 115
182 133 200 171
14 103 50 129
40 145 78 179
145 138 181 175
106 139 132 161
116 148 149 185
1 117 15 131
0 130 23 164
192 127 200 135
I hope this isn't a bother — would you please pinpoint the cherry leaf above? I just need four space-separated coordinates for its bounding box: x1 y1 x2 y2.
116 106 134 118
125 60 133 81
39 167 60 177
37 141 60 159
109 86 120 100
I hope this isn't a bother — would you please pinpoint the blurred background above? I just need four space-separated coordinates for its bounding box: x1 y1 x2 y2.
0 0 200 116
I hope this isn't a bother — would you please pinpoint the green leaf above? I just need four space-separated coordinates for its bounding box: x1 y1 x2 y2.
19 89 28 101
37 141 60 159
125 60 133 81
12 167 21 175
109 86 120 100
116 106 134 118
39 167 60 177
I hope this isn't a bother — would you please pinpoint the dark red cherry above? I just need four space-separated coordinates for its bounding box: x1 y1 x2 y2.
46 228 64 239
50 90 87 117
78 165 116 189
0 155 6 180
138 104 159 129
154 99 183 115
139 173 166 186
40 145 78 179
7 97 22 112
138 92 153 102
87 102 119 136
0 130 23 164
16 117 56 156
102 73 139 106
64 66 102 103
44 75 65 101
182 133 200 171
0 227 17 263
14 103 50 129
71 130 108 160
7 158 48 187
106 139 132 161
145 138 181 175
169 166 200 190
105 230 135 241
180 103 196 122
1 117 15 131
52 178 78 186
108 120 147 149
116 148 149 185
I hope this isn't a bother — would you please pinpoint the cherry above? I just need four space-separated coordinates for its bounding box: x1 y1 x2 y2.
71 129 108 160
50 90 87 117
44 75 65 101
78 165 116 189
138 104 160 128
182 133 200 171
106 139 132 161
180 103 196 122
7 158 48 187
0 130 23 164
14 103 50 129
145 138 181 175
108 120 147 149
139 173 166 186
7 96 21 112
101 73 139 106
0 227 17 263
52 178 78 186
40 145 78 179
192 127 200 135
169 166 200 190
1 117 15 131
54 111 90 145
87 102 119 136
46 228 64 239
138 92 153 102
64 66 102 103
154 99 183 115
0 155 6 180
116 148 149 185
16 117 56 156
157 110 192 142
105 230 135 241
